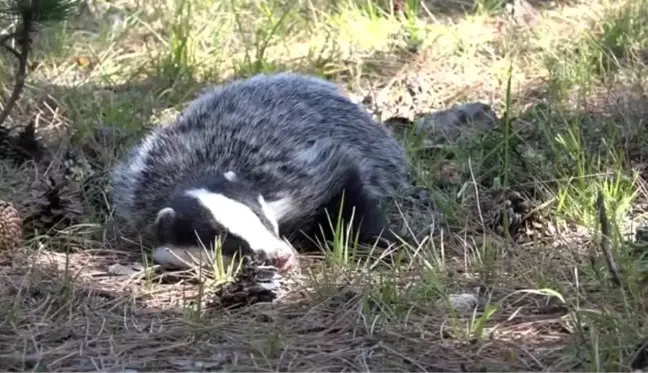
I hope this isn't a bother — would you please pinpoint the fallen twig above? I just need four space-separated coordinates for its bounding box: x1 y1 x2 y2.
596 189 623 287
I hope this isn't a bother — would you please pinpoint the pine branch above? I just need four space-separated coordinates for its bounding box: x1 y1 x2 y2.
0 9 33 127
0 0 79 127
0 0 79 25
2 43 20 59
0 31 20 45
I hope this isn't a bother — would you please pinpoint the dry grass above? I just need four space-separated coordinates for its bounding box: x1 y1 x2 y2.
0 243 577 371
2 0 648 371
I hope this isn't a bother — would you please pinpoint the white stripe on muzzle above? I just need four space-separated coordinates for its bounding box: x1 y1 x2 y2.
153 245 229 269
185 188 290 253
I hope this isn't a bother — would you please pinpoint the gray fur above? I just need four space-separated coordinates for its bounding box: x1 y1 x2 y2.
111 72 409 255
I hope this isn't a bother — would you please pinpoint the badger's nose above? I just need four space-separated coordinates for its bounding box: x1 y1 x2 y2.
274 249 297 273
258 242 297 273
249 235 298 273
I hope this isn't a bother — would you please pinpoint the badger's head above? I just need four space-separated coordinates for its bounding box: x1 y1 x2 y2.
151 170 296 273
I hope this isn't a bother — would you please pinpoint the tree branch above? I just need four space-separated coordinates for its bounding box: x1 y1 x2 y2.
0 20 32 126
2 43 20 59
596 189 623 287
0 31 20 46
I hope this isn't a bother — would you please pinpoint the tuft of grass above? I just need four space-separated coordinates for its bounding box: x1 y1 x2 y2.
156 0 198 84
472 0 508 16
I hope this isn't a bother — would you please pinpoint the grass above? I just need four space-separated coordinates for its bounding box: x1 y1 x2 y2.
2 0 648 370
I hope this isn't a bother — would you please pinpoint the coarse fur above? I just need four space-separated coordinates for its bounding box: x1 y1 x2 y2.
111 72 409 270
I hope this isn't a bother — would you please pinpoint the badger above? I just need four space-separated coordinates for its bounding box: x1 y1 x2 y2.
111 72 410 273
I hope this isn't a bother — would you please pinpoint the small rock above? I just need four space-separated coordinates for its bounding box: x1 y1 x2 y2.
414 102 497 143
170 351 230 371
108 262 145 276
447 293 480 313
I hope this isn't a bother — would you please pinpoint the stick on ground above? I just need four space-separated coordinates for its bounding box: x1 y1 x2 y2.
596 189 623 287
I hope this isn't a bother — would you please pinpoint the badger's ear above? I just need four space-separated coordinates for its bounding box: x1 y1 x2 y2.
155 207 176 240
155 207 176 225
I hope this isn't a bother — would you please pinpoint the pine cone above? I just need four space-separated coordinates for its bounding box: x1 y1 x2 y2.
60 126 127 215
207 254 284 310
0 121 45 166
21 175 84 233
0 126 29 165
468 186 545 240
67 156 112 215
0 126 14 156
62 149 95 184
0 200 23 251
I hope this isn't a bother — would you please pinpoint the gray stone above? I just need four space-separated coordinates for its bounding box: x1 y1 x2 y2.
414 102 498 144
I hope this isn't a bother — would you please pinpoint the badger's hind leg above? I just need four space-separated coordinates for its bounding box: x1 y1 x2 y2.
300 167 401 253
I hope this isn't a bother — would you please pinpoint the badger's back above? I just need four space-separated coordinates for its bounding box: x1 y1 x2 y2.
111 72 408 236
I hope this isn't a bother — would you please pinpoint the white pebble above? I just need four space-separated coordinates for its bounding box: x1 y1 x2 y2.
447 293 479 313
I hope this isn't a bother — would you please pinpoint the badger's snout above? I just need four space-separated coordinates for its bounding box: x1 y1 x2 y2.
255 238 298 273
151 243 297 272
152 245 228 269
274 251 297 273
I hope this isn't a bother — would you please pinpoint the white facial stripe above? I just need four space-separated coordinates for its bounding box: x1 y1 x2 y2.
185 188 282 251
153 245 233 269
266 196 294 223
257 195 279 235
